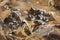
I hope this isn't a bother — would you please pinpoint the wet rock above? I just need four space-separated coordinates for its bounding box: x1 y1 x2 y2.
34 21 42 26
42 17 49 22
28 7 37 16
3 8 22 29
24 27 31 36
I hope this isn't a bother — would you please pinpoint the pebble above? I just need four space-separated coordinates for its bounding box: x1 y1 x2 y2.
22 19 27 23
36 1 40 4
9 33 12 36
40 15 43 19
40 11 45 15
4 5 9 10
